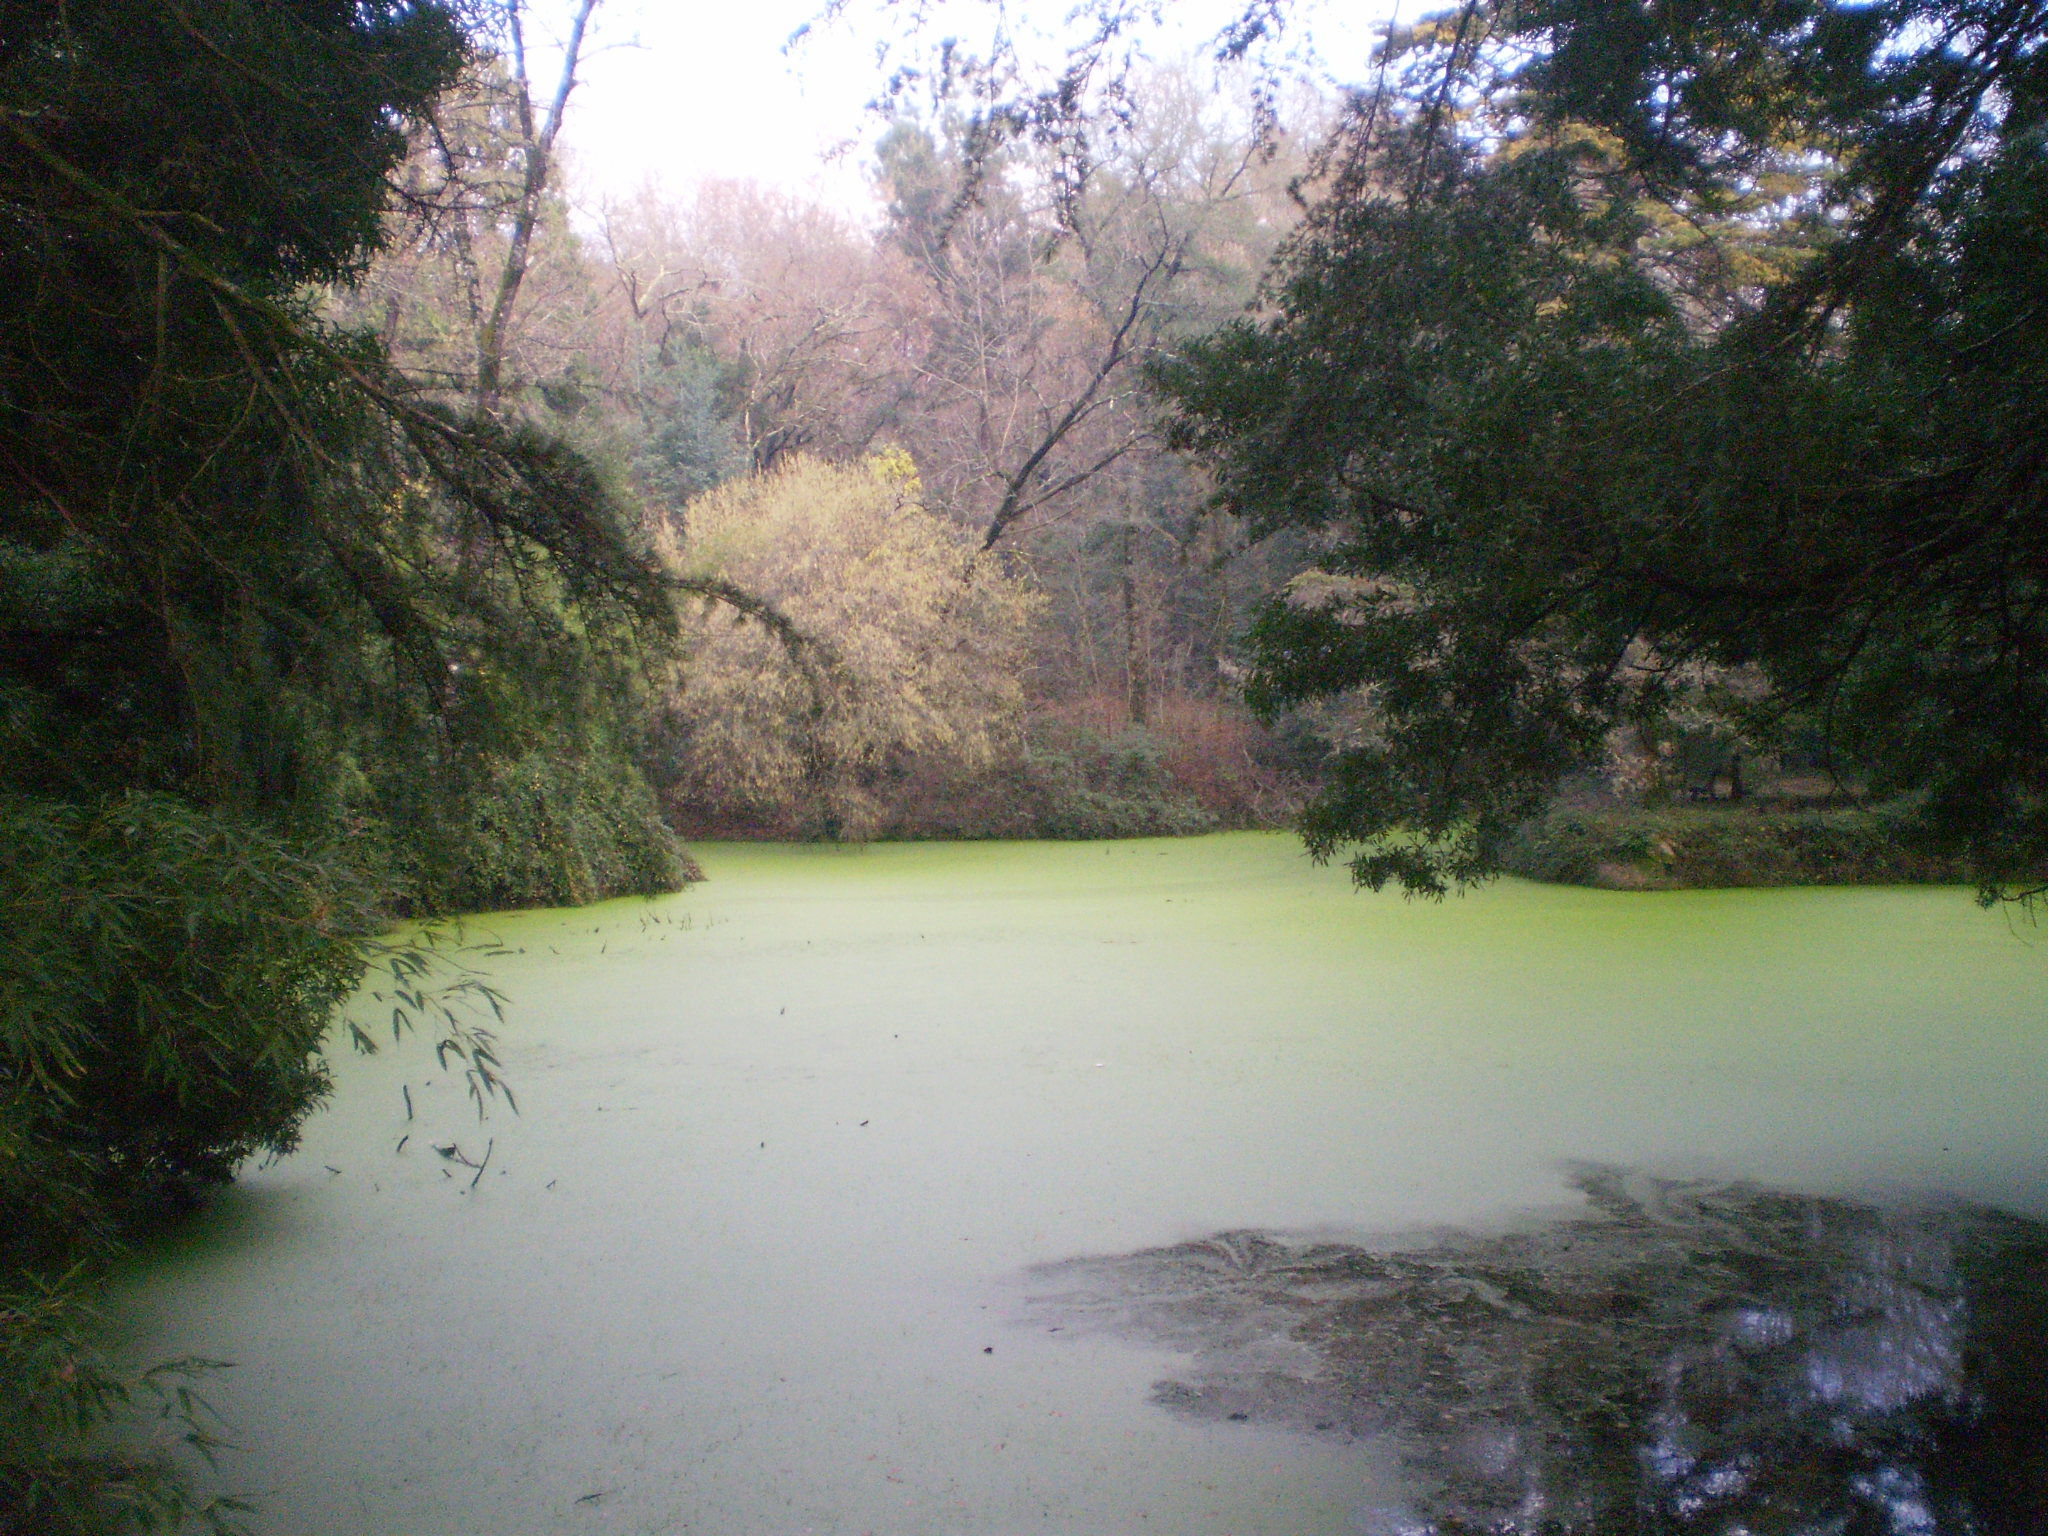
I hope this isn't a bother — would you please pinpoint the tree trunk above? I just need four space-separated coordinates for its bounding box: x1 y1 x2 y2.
1120 524 1147 726
474 0 599 415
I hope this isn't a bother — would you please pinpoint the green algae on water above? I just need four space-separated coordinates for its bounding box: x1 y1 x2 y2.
109 834 2048 1535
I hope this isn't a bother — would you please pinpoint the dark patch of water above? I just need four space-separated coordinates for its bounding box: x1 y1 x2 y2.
1021 1168 2048 1534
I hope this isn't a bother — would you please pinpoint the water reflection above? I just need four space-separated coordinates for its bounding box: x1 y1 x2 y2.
1021 1169 2048 1533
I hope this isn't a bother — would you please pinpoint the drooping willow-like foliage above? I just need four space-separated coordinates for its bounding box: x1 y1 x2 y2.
0 5 687 1523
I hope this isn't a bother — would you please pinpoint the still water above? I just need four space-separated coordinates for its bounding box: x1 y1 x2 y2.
114 834 2048 1533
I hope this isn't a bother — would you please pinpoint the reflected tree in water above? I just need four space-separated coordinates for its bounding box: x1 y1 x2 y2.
1023 1168 2048 1533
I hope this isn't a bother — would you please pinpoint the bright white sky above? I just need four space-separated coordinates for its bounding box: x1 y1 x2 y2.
546 0 1404 218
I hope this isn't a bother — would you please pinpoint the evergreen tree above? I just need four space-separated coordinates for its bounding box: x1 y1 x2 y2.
0 5 682 1522
1158 0 2048 896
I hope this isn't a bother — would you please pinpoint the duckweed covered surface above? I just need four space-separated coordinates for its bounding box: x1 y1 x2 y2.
113 834 2048 1533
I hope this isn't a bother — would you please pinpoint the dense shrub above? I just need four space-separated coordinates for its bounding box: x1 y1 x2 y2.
677 691 1308 844
854 701 1296 841
0 793 381 1531
654 456 1040 839
1501 803 1972 890
384 750 691 915
1046 694 1308 830
0 796 368 1207
877 716 1219 840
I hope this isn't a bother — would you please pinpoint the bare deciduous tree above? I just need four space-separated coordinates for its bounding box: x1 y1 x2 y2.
474 0 601 412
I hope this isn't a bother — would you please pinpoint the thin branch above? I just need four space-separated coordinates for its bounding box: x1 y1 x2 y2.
475 0 601 412
973 233 1183 555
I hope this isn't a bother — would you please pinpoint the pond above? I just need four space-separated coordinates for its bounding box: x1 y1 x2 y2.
114 833 2048 1534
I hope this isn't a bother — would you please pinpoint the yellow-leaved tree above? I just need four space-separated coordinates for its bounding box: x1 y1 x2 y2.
654 453 1040 837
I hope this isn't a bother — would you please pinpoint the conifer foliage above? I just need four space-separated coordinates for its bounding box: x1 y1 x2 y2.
1159 0 2048 895
0 5 682 1526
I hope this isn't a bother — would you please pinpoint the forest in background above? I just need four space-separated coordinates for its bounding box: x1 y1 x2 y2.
333 39 1335 850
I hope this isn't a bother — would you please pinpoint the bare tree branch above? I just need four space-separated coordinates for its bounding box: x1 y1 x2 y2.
973 232 1183 554
475 0 601 412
